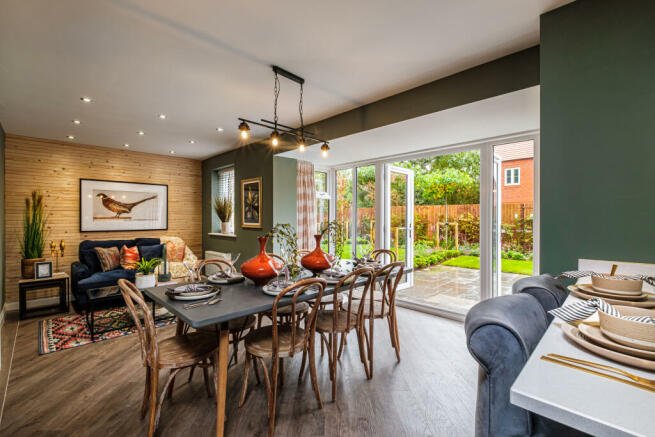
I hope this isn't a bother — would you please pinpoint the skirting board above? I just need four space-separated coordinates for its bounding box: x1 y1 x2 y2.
4 296 71 312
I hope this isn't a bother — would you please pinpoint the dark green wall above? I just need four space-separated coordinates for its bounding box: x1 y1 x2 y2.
272 156 297 227
0 122 4 309
540 0 655 274
202 143 274 265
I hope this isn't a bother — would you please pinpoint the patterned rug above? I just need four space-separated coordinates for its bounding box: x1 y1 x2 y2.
38 307 176 354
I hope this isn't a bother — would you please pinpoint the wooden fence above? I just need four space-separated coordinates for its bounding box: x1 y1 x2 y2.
337 203 533 240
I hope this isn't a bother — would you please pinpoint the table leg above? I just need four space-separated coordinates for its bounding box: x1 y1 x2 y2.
216 325 229 437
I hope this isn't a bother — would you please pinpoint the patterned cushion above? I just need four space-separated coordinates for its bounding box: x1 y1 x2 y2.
94 246 120 272
166 240 186 262
120 245 140 270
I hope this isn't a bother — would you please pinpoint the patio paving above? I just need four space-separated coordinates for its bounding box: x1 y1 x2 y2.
397 265 528 314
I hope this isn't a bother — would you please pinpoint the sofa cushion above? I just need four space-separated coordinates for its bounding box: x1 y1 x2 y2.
78 269 136 292
79 239 137 273
138 244 163 261
166 240 186 262
134 237 161 247
120 245 140 270
94 246 121 272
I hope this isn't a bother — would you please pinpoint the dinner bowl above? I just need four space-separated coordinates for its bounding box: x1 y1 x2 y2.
591 274 643 295
598 305 655 351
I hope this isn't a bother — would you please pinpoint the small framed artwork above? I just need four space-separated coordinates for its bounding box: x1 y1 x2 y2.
80 179 168 232
35 261 53 279
241 177 262 228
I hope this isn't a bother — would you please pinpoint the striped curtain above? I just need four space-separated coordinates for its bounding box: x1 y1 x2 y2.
297 160 316 250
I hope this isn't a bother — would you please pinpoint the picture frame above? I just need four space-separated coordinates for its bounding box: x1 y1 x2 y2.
241 177 262 228
35 261 53 279
79 179 168 232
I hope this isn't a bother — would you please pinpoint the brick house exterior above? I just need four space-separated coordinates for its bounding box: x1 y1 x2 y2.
495 141 534 204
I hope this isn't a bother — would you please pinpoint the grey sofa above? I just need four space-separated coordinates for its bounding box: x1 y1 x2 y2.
464 275 588 437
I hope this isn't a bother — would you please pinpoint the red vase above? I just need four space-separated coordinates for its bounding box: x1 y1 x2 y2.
240 236 282 286
301 234 332 275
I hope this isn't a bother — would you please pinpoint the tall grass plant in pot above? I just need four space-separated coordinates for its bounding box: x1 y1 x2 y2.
20 191 48 279
135 258 163 289
213 196 233 234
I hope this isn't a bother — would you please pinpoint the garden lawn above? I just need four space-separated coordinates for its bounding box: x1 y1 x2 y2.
442 255 533 275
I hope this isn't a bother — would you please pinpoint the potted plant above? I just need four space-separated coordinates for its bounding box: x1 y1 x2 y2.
20 191 48 279
213 196 233 234
134 257 163 289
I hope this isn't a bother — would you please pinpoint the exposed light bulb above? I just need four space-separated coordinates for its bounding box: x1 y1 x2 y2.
72 119 81 125
270 130 280 147
80 96 92 103
238 120 250 139
158 113 166 120
137 130 145 136
123 143 130 148
189 139 195 144
67 135 75 140
298 139 306 152
321 142 330 157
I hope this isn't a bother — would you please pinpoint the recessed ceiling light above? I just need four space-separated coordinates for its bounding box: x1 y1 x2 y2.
169 150 175 154
137 130 145 136
158 114 166 120
72 119 81 125
189 139 195 144
216 127 224 132
123 143 130 148
67 135 75 140
80 96 92 103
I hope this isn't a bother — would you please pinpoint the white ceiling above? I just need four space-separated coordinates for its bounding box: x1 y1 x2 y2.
281 86 540 166
0 0 569 159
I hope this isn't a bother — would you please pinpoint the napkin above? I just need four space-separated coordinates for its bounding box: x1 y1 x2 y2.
549 297 655 324
557 270 655 286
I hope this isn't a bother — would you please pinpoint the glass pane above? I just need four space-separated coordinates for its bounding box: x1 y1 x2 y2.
390 170 408 266
356 165 376 258
335 169 353 259
493 140 535 295
394 150 481 314
314 171 327 192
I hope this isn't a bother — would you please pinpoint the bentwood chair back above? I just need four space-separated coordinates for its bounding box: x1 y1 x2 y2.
313 267 374 400
240 278 327 437
352 262 404 378
368 249 398 264
118 279 218 437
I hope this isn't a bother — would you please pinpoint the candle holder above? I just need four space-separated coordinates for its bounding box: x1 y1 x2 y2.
50 239 65 272
157 244 171 282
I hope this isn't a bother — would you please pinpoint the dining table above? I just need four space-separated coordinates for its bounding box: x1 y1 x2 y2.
510 293 655 437
143 266 411 437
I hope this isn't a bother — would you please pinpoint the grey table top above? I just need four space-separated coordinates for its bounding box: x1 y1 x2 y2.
143 268 411 329
510 294 655 437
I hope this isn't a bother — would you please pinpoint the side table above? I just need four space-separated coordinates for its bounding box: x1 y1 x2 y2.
18 272 70 320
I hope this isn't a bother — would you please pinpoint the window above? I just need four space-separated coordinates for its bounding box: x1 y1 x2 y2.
216 167 234 230
315 171 329 232
504 167 520 186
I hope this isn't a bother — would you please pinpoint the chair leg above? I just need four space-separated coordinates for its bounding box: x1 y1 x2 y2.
320 331 325 356
309 332 323 409
337 332 346 360
239 352 251 407
156 368 181 430
166 369 176 400
279 357 284 387
202 361 213 398
387 316 397 348
258 357 272 419
269 357 279 437
355 327 371 379
392 310 401 362
252 353 261 384
368 317 375 379
141 366 151 420
147 367 158 437
187 365 196 383
331 331 338 402
298 341 308 380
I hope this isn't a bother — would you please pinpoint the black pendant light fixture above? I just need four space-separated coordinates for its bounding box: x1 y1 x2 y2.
237 66 329 156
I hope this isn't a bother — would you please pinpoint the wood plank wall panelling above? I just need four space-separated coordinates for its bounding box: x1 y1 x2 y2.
4 135 202 304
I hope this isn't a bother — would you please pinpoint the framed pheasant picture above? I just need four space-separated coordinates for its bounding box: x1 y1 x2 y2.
241 177 262 228
79 179 168 232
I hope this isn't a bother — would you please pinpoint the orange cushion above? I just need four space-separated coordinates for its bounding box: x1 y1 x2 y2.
166 240 186 262
120 245 140 270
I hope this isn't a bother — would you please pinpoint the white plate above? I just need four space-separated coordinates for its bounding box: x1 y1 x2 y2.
172 284 214 294
208 274 245 284
168 290 219 301
262 284 286 296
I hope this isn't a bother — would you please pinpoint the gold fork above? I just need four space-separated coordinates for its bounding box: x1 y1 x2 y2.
547 353 655 386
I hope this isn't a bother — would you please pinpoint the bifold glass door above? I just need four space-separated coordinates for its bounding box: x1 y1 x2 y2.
385 165 414 288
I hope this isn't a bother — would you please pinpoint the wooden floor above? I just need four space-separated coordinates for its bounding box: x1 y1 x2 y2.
0 307 477 436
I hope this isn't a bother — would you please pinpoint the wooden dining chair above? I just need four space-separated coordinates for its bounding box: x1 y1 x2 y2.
239 278 327 437
312 267 374 400
257 253 310 328
368 249 398 263
117 279 219 437
347 262 404 378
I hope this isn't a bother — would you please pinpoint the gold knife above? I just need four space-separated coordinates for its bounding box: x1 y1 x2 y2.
540 355 655 393
547 353 655 386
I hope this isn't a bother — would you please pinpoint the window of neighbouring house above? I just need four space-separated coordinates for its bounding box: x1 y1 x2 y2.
505 167 520 186
216 166 235 231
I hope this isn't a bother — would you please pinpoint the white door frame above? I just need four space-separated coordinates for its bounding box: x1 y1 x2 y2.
384 164 414 289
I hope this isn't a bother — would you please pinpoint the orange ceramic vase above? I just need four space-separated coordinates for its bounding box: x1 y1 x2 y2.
300 234 331 275
240 236 281 286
